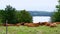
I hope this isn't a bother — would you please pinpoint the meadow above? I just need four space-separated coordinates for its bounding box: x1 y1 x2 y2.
0 24 60 34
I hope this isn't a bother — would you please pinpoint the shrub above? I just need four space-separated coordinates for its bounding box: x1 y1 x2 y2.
17 10 33 23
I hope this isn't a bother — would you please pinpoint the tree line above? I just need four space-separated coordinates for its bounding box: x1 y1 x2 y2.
0 0 60 24
0 5 32 24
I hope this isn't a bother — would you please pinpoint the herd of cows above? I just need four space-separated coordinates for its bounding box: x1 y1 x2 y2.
0 22 60 27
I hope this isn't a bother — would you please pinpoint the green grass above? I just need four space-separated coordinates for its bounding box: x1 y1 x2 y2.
0 26 6 34
0 24 60 34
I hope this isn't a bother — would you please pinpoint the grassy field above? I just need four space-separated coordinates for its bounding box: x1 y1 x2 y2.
0 26 6 34
0 24 60 34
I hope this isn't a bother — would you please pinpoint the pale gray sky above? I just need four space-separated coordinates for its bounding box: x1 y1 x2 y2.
0 0 58 12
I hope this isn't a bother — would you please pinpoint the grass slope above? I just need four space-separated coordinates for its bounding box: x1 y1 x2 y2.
0 24 60 34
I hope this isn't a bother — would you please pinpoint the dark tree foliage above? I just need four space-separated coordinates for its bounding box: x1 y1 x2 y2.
4 5 17 24
0 10 5 24
0 5 33 24
17 10 32 23
51 0 60 22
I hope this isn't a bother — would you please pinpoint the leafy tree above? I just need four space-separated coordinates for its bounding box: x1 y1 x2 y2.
0 10 5 24
16 11 21 23
17 10 32 23
51 0 60 22
0 10 4 19
4 5 17 24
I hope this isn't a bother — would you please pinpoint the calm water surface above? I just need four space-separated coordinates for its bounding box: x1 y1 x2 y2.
33 16 51 23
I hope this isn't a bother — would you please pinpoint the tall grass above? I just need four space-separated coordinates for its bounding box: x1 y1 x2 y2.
0 24 60 34
0 26 6 34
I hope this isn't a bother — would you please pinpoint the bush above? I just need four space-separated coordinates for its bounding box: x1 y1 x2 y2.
17 10 33 23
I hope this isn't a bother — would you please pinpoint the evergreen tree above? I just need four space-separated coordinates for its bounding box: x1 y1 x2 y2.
4 5 17 24
51 0 60 22
17 10 32 23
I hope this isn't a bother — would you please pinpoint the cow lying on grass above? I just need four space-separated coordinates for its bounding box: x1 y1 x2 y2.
1 22 58 27
50 23 57 27
54 22 60 24
3 23 22 26
40 22 48 26
3 23 14 26
45 23 57 27
24 23 40 27
15 23 21 26
45 23 51 26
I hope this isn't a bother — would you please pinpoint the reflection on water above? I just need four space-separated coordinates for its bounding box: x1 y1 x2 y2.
33 16 51 23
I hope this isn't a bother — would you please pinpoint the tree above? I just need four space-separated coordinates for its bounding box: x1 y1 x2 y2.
17 10 32 23
0 10 4 19
51 0 60 22
0 10 5 24
4 5 17 24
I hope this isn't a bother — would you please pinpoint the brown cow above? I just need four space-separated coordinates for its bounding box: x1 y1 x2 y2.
3 23 15 26
54 22 60 24
34 23 40 26
45 23 51 26
40 22 48 26
20 22 25 25
24 23 29 26
3 23 9 26
24 23 40 27
3 24 12 26
15 23 21 26
27 23 35 27
50 23 57 27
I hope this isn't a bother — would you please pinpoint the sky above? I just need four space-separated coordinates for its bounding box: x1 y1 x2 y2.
0 0 58 12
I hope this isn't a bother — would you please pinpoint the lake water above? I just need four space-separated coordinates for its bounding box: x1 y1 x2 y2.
33 16 51 23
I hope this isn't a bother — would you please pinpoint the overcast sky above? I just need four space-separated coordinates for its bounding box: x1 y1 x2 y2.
0 0 58 12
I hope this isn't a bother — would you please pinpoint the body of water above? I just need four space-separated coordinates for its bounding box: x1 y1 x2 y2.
33 16 51 23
